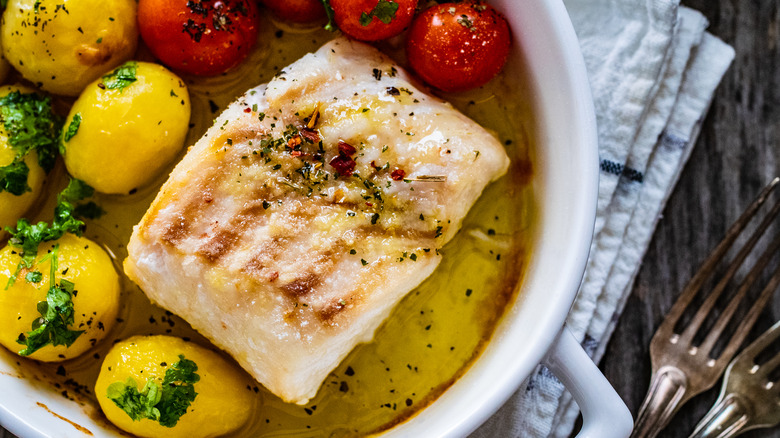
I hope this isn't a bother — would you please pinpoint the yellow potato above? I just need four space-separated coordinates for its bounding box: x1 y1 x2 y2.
62 61 191 194
1 0 138 96
95 336 257 438
0 35 10 85
0 233 120 362
0 85 49 231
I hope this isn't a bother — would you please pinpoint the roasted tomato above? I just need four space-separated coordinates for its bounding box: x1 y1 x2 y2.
406 2 511 92
329 0 417 41
137 0 260 76
260 0 326 23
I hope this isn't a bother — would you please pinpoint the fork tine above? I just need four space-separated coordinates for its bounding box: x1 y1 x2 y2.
717 262 780 363
698 232 780 355
736 320 780 362
757 350 780 380
658 178 780 333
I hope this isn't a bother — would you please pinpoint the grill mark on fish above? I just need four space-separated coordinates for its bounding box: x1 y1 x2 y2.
198 229 240 263
157 166 225 245
196 200 277 264
158 123 264 250
281 273 321 297
242 238 285 281
161 212 190 245
242 257 280 283
318 299 348 322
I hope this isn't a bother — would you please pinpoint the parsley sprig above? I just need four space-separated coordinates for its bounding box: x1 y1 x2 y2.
5 179 98 356
359 0 399 26
0 91 62 195
16 245 84 356
5 178 95 287
101 61 138 91
107 355 200 427
319 0 398 32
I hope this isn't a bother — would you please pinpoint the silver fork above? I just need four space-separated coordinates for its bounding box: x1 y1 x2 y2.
689 319 780 437
631 177 780 438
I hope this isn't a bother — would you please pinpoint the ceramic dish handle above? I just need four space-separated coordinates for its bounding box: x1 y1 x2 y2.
543 326 634 438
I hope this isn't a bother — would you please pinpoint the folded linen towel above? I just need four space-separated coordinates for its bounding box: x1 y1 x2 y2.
471 1 735 437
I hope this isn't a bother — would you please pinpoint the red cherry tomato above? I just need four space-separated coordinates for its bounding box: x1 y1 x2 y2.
406 2 511 92
138 0 260 76
260 0 326 23
329 0 417 41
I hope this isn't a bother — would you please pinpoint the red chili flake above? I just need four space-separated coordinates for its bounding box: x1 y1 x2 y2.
287 135 302 149
300 127 320 143
291 150 305 158
330 155 356 176
243 107 252 113
391 169 406 181
338 140 357 157
366 202 374 207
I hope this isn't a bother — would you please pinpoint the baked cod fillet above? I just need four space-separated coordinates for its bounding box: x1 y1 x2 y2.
124 38 510 405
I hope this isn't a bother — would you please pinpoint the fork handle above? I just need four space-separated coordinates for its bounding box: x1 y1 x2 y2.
630 366 688 438
688 394 750 438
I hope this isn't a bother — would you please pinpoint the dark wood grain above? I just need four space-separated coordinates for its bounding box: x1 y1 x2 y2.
601 0 780 437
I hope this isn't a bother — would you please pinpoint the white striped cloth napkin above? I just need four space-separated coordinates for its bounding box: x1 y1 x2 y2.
471 0 735 436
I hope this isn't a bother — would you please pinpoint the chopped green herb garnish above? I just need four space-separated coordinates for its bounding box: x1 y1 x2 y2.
63 113 81 143
101 61 138 91
359 0 399 26
24 270 42 283
5 178 94 288
0 90 62 194
107 378 162 425
16 245 84 356
106 355 200 427
0 158 30 195
74 201 106 219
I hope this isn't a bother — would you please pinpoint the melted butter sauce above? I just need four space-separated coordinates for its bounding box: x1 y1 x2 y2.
2 14 536 437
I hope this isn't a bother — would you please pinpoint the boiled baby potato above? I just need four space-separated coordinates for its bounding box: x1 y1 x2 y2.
0 85 51 231
1 0 138 96
61 61 191 194
0 233 121 362
0 35 9 84
95 335 256 438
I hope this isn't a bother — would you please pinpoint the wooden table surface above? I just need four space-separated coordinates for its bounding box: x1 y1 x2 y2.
2 1 778 438
600 0 780 437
